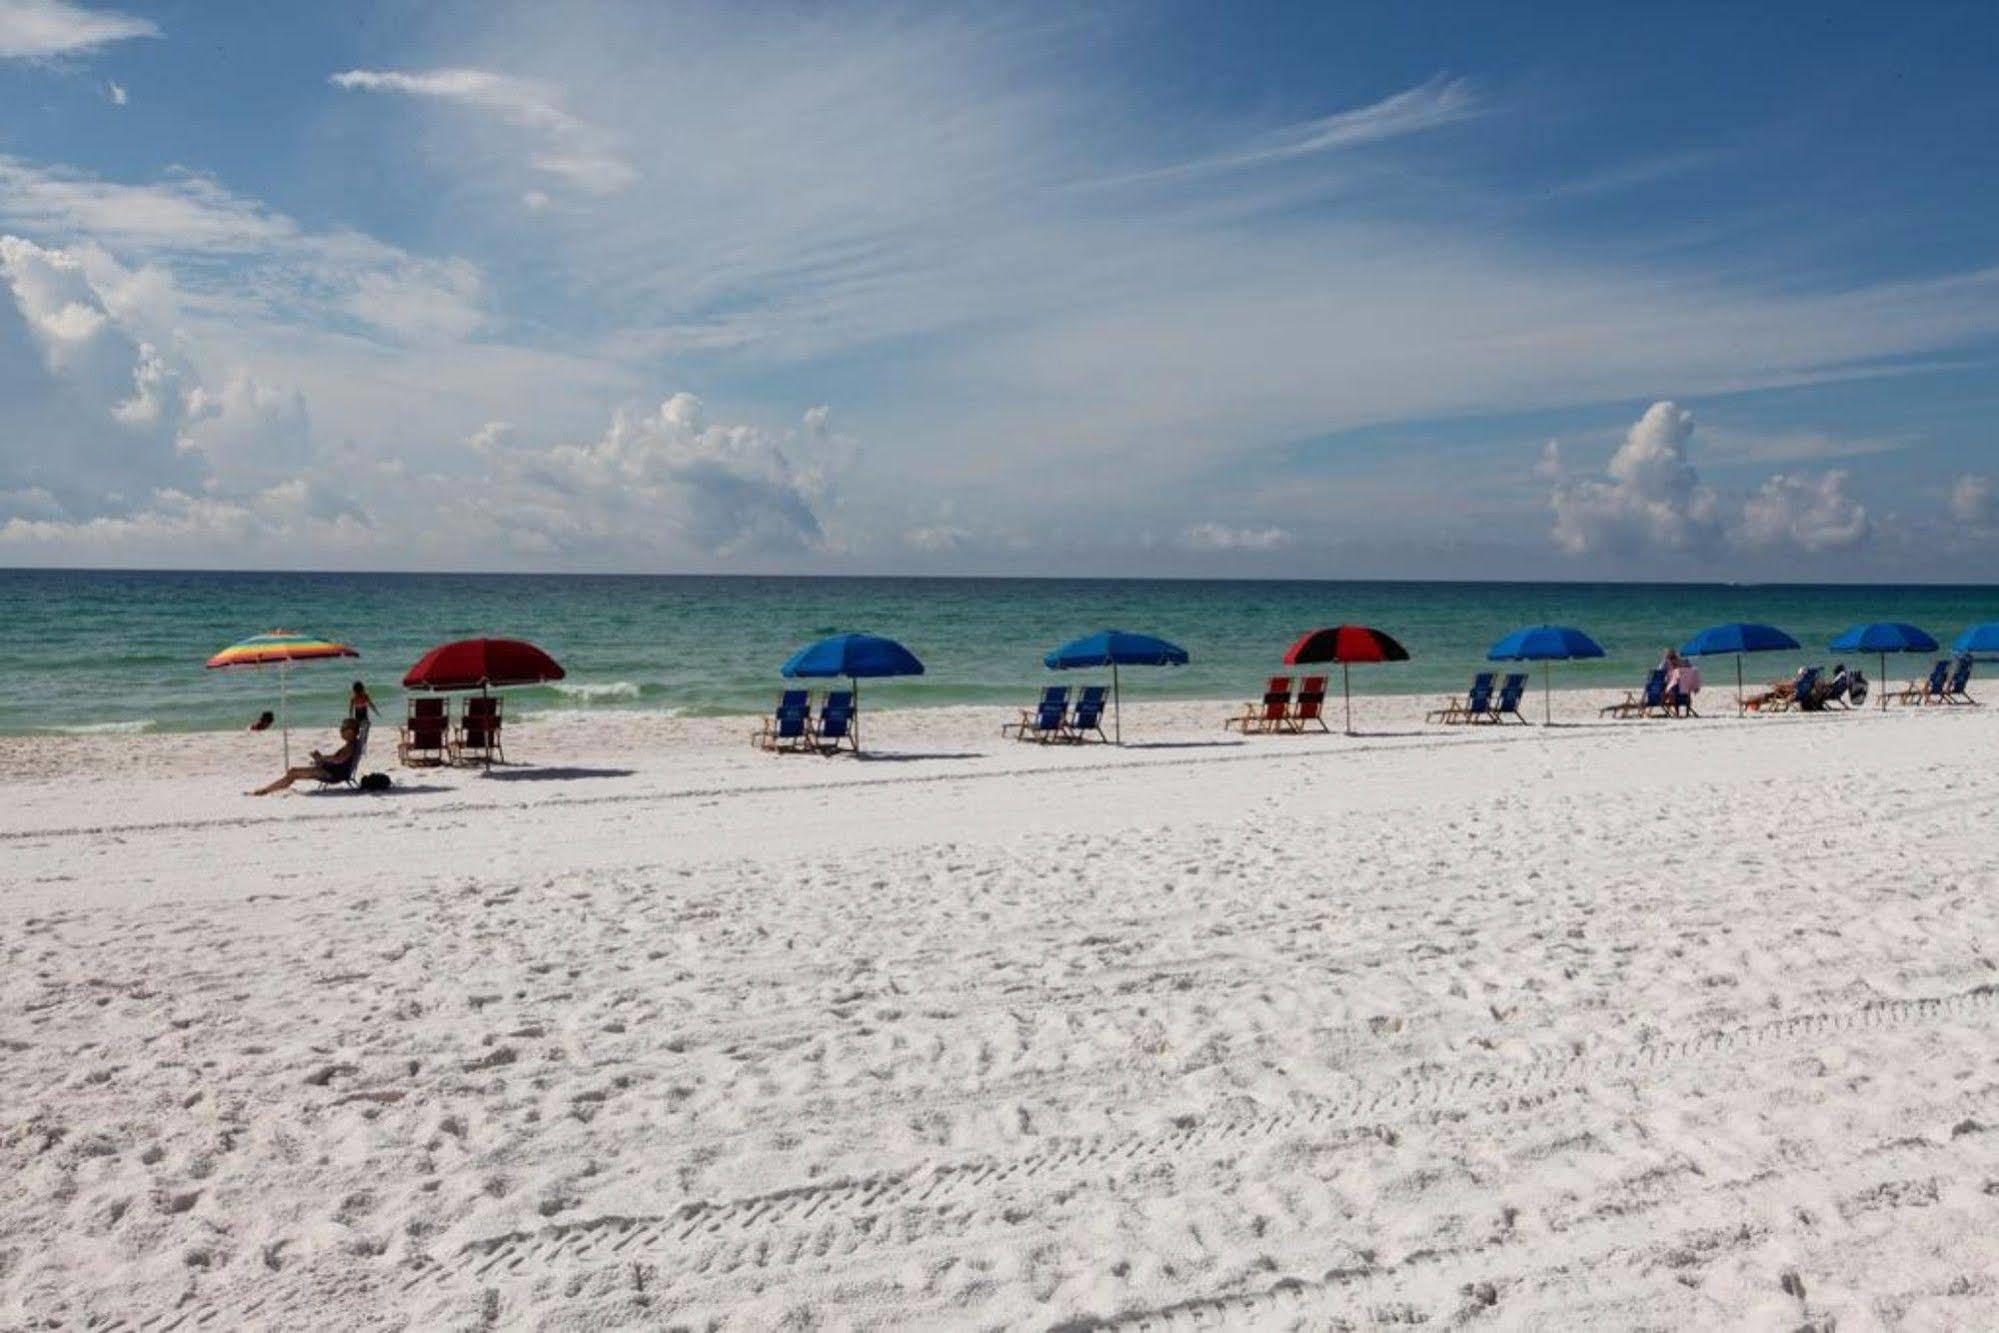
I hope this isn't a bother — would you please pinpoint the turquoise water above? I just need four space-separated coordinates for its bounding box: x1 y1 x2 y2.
0 569 1994 735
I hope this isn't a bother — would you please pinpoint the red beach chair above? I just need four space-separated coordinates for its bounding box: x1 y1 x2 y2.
453 695 505 766
398 696 449 766
1225 676 1292 733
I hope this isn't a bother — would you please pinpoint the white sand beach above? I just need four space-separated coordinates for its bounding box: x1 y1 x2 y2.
4 691 1998 1329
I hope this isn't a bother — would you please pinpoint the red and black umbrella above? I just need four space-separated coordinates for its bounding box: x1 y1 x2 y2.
403 637 565 693
1283 625 1411 734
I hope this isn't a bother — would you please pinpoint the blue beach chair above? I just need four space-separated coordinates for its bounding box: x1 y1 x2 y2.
752 689 813 752
1427 672 1494 725
1491 673 1529 723
1890 659 1949 706
813 690 857 753
1769 666 1823 712
1601 668 1668 719
1940 656 1976 705
1067 685 1110 742
1004 686 1071 742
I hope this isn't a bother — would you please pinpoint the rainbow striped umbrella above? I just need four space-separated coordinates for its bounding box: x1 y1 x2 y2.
207 630 359 766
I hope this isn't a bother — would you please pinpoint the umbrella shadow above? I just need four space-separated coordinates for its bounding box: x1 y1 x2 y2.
481 766 637 782
1118 740 1246 751
309 782 454 796
852 751 987 764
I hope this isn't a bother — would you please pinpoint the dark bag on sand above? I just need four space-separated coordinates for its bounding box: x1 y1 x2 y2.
358 772 393 793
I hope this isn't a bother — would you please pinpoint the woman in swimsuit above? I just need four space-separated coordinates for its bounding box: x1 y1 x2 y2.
250 719 361 796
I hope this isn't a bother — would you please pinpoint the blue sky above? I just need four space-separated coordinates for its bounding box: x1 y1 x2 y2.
1 0 1995 578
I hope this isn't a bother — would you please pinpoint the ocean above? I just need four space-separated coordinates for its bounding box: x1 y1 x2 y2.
1 568 1993 736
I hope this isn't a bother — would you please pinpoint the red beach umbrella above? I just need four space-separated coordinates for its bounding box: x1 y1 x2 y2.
1283 625 1411 734
403 637 566 693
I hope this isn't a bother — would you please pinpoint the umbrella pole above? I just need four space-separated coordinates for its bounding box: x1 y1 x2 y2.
281 659 291 768
1343 662 1353 735
1879 652 1887 711
1113 663 1121 746
1736 654 1745 715
853 676 861 752
1544 661 1552 726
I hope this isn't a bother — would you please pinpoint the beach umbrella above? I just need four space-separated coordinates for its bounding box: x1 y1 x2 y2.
1951 622 1999 658
1486 624 1605 725
205 629 359 768
1043 629 1189 745
1283 625 1411 734
781 632 925 751
404 637 566 693
1831 621 1938 711
1680 622 1800 714
403 637 566 768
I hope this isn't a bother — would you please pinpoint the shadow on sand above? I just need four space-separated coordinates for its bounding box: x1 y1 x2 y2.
480 766 638 782
1118 740 1246 751
851 751 987 764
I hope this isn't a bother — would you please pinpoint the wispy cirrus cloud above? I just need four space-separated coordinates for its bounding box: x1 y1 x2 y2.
1091 75 1480 189
330 67 636 196
0 0 155 60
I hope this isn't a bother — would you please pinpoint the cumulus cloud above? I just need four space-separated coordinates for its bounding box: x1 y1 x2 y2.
104 78 125 105
1737 470 1871 552
0 0 156 60
1948 473 1995 527
0 234 319 519
330 67 636 196
481 394 851 559
1550 401 1719 556
1181 521 1293 551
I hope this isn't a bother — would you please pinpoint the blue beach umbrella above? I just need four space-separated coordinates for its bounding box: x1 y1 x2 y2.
1951 622 1999 658
1830 622 1938 712
1486 624 1605 725
1680 622 1801 714
1044 628 1189 744
781 632 925 750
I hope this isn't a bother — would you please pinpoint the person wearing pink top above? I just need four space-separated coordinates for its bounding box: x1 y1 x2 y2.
1665 657 1702 715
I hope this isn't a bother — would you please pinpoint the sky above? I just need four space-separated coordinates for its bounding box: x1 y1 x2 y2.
1 0 1996 581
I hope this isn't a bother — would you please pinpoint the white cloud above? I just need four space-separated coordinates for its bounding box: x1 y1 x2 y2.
1550 401 1719 556
1948 473 1995 527
1737 470 1871 553
104 78 126 105
1181 521 1293 551
0 0 155 60
331 67 636 195
903 524 973 552
0 157 491 346
470 394 853 560
1096 76 1479 188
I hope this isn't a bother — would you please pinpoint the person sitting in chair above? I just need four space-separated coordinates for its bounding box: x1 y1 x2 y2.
250 718 362 796
1744 664 1815 711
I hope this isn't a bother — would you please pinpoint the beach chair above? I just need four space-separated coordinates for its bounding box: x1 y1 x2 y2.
1848 671 1869 708
1066 685 1110 743
1600 669 1667 719
1225 676 1292 733
1004 686 1071 742
1888 659 1948 706
398 696 449 766
752 689 813 752
1940 656 1977 705
452 694 505 765
812 690 857 754
1426 672 1494 724
1491 673 1529 724
313 718 369 790
1287 675 1330 733
1765 667 1822 713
